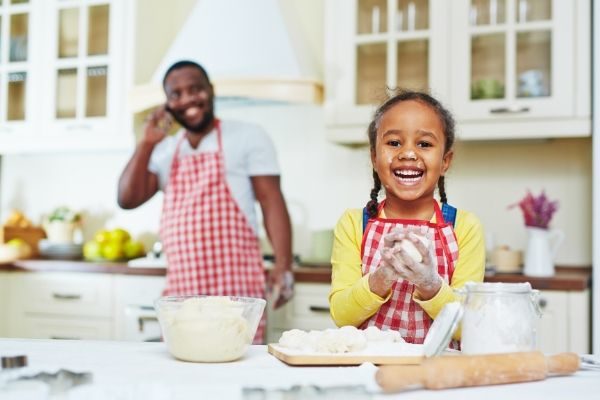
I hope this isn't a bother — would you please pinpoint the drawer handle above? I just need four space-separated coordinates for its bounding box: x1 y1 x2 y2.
489 106 530 114
309 305 330 313
52 293 82 300
51 336 80 340
138 316 158 333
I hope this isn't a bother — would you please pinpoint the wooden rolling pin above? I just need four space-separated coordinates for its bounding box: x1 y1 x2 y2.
376 351 580 393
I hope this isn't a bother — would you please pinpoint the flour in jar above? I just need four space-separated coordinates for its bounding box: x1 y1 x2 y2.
461 282 540 354
158 297 251 362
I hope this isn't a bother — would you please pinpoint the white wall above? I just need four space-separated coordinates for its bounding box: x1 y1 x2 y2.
0 103 592 265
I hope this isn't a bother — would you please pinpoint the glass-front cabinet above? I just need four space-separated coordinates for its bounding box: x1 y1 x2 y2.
0 0 39 140
325 0 590 143
0 0 129 153
325 0 449 143
42 0 127 151
450 0 590 139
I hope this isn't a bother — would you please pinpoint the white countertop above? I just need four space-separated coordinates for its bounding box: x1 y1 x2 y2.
1 338 598 399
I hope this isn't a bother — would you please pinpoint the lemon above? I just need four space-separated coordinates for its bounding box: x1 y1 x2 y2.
94 229 111 244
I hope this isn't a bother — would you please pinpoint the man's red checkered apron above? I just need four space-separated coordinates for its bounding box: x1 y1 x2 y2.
160 120 266 343
360 200 459 348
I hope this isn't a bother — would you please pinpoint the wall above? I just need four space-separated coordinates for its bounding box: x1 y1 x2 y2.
0 103 592 265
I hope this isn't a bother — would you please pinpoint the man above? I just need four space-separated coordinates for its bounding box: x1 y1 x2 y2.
118 60 293 342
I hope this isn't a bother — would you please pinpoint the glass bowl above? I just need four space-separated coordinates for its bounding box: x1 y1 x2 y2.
155 295 266 362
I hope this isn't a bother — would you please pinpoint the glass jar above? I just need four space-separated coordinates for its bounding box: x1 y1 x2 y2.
460 282 542 354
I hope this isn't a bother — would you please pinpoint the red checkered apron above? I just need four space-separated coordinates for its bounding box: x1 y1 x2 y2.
360 200 460 348
160 120 266 343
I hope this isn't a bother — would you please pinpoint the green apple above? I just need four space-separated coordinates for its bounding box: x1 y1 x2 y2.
108 228 131 244
83 240 103 260
123 240 145 259
101 241 125 261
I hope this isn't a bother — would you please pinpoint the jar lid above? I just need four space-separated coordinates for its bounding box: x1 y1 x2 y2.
423 302 463 357
464 281 533 293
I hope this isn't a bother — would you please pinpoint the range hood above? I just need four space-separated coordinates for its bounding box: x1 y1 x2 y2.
130 0 323 112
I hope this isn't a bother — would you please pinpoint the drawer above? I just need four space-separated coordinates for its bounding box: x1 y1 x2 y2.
20 315 112 340
17 272 113 317
292 283 332 318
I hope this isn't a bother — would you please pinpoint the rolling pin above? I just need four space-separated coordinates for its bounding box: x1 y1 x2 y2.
376 351 580 392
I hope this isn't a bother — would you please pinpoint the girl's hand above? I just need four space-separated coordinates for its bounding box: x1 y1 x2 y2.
387 232 442 299
142 105 173 146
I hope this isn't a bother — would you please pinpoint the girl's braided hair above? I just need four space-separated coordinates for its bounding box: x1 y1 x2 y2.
366 89 456 218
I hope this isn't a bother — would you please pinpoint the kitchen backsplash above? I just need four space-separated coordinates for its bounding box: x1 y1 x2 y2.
0 105 592 265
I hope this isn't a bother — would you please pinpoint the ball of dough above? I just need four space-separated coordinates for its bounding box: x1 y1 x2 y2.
398 234 429 263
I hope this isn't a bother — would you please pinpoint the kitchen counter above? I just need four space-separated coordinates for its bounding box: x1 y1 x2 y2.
0 338 598 399
0 260 590 290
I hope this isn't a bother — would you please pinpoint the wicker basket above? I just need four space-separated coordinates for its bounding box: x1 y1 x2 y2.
1 226 46 257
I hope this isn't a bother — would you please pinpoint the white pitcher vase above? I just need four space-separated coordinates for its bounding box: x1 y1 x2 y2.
523 227 565 277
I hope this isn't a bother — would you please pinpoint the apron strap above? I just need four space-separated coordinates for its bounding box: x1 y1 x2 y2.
441 202 457 227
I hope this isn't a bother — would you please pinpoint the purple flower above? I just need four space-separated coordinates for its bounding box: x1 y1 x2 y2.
509 190 559 229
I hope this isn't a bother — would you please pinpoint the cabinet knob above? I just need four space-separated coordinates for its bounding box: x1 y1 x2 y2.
538 298 548 309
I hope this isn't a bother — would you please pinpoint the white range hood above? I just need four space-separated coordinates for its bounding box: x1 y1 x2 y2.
130 0 323 112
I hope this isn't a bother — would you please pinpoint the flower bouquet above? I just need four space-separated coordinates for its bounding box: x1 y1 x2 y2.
510 190 558 229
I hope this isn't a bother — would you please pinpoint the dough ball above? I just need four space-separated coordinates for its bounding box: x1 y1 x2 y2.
398 234 429 263
278 329 308 350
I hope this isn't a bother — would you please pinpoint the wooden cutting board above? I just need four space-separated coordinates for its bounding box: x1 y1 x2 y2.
267 343 425 366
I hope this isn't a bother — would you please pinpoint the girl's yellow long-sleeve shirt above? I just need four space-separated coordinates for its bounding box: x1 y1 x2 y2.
328 205 485 331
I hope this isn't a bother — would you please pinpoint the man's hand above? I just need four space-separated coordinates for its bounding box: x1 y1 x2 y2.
267 268 294 309
142 105 173 146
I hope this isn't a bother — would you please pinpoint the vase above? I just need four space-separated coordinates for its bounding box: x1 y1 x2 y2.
523 227 565 277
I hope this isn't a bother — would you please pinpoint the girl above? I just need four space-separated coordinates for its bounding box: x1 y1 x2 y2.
328 90 485 345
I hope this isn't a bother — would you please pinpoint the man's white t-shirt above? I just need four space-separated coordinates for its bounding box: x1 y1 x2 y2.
148 120 280 234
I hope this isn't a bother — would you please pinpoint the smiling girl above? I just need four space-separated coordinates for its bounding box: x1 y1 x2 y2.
328 90 485 346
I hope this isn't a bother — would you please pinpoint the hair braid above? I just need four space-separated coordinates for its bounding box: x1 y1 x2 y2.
438 176 447 204
366 171 381 218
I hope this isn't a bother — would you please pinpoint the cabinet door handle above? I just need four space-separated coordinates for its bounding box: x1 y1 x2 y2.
309 305 330 313
489 106 530 114
51 336 80 340
52 293 82 300
66 124 93 131
138 316 158 333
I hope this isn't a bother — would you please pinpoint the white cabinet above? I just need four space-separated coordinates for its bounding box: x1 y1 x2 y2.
450 0 590 140
0 272 8 336
267 283 336 343
537 289 590 354
325 0 450 143
0 0 133 154
113 275 165 341
7 272 115 340
324 0 590 143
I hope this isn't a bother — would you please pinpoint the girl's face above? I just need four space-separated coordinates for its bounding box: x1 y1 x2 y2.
371 100 453 205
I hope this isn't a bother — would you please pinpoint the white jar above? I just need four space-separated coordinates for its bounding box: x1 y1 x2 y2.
460 282 541 354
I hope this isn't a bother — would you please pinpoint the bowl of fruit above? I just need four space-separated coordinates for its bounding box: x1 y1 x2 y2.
83 228 146 262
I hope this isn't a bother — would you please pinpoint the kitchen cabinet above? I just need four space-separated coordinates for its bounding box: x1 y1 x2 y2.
324 0 590 143
113 275 164 341
0 0 133 154
325 0 450 143
0 272 8 336
450 0 590 139
267 283 336 343
6 272 115 340
537 289 590 354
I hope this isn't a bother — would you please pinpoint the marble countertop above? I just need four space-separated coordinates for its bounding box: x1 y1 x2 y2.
0 338 598 399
